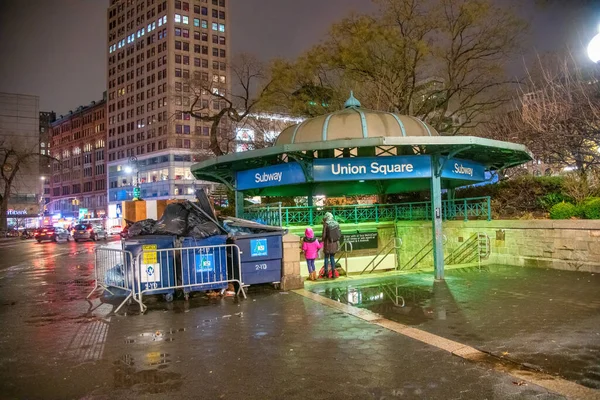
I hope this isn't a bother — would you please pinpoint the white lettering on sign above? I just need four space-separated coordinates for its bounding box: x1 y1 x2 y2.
370 162 413 175
255 172 282 183
453 163 473 177
330 162 414 176
7 209 28 216
331 164 367 175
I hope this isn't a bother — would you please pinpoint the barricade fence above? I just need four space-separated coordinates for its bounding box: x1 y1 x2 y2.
135 244 247 313
87 248 139 313
89 244 247 314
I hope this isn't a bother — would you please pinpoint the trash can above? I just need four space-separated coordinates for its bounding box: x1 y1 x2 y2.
123 235 176 302
180 235 228 297
228 232 283 286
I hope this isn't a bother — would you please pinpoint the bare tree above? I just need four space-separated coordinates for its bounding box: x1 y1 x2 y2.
0 140 51 231
182 53 273 156
506 53 600 177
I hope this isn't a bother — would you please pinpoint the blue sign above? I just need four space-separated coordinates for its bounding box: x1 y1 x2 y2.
236 162 306 191
440 158 486 181
250 239 268 257
195 253 214 272
313 156 432 182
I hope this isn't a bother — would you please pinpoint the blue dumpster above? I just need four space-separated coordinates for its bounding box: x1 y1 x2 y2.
180 236 228 296
123 235 176 301
228 232 283 286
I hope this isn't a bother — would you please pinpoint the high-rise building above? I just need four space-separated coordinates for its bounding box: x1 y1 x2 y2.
106 0 229 206
48 97 107 220
0 92 42 228
39 111 56 207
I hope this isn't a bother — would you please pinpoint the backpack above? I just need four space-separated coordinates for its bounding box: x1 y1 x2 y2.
327 225 342 242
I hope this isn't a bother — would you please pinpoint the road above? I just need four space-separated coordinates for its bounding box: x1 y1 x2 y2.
0 237 570 399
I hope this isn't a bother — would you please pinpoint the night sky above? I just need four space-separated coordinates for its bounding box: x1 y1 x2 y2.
0 0 597 114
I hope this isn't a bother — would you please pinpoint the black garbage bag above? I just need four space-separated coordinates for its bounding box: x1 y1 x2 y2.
154 203 189 236
128 219 158 236
186 215 222 238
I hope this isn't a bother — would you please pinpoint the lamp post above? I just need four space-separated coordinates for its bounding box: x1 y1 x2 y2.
587 25 600 63
127 156 141 201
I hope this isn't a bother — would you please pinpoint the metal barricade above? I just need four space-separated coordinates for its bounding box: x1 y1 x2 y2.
87 247 139 313
135 244 247 313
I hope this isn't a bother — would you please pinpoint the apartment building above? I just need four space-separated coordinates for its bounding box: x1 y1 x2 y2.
48 97 108 219
39 111 55 207
106 0 229 206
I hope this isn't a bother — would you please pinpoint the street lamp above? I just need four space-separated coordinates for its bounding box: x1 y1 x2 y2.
128 156 141 200
587 25 600 63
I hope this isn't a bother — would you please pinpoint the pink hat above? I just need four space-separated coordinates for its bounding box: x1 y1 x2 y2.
305 227 314 238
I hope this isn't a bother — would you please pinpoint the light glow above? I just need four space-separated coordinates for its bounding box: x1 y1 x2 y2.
587 27 600 63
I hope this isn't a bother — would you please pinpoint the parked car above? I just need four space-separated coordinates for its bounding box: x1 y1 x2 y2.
73 224 108 242
34 226 71 243
108 225 122 235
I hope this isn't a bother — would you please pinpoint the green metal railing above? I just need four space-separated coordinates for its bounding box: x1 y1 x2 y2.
243 196 492 227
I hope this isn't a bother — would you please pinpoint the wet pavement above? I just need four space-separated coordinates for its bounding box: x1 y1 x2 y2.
309 265 600 390
0 240 573 399
0 242 572 399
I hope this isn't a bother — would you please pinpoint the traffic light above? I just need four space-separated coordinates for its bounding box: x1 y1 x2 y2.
71 199 79 206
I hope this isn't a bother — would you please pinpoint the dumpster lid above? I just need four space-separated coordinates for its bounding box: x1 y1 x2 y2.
220 216 288 235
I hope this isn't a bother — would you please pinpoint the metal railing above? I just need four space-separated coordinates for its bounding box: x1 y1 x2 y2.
360 236 403 275
88 244 247 314
445 232 491 269
335 241 353 276
135 244 247 313
243 197 491 227
87 248 139 313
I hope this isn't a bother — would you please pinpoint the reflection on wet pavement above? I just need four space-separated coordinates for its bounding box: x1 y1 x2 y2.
310 265 600 389
0 240 578 399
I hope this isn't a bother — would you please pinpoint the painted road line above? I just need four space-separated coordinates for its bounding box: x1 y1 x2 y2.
293 288 600 400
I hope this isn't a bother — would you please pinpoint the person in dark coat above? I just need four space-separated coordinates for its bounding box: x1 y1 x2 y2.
321 212 341 279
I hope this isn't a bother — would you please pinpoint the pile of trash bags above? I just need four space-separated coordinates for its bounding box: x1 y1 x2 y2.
127 201 223 238
126 193 285 239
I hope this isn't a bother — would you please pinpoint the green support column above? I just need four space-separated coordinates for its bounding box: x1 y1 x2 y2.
431 156 445 280
235 190 244 218
307 188 314 225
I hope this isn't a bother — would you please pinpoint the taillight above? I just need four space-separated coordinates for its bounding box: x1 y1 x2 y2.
87 228 92 232
42 229 47 232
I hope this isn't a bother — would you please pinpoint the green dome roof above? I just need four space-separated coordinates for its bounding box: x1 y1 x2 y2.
276 93 438 145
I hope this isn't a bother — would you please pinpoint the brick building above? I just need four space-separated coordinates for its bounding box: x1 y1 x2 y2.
48 96 107 220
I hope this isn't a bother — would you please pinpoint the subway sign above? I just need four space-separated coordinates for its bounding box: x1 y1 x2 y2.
313 156 432 181
235 156 485 190
236 162 306 191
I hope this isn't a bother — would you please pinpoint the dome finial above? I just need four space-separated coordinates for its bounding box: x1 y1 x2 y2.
344 91 361 108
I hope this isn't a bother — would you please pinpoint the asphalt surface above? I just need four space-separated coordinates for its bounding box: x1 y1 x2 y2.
0 239 578 399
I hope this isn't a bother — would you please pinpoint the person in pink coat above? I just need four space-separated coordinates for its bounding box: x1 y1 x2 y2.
302 227 323 281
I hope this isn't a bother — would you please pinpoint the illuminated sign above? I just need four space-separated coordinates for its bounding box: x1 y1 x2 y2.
235 157 486 191
7 209 28 216
236 162 306 191
313 156 431 182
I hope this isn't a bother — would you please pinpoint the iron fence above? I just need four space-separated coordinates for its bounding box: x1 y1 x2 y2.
243 197 491 227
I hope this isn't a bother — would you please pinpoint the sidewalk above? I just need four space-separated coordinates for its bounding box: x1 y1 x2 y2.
0 275 564 399
0 246 592 399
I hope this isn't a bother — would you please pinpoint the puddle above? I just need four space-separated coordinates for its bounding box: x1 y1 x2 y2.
113 362 182 394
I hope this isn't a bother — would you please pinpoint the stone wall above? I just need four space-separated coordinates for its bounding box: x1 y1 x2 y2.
281 233 303 290
285 219 600 275
396 220 600 273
